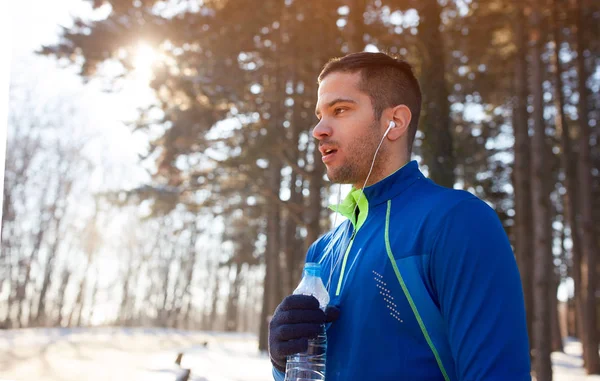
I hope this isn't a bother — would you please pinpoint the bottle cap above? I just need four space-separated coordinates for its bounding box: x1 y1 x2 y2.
304 262 321 277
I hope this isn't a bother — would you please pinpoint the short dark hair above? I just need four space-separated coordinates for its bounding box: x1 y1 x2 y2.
318 52 422 155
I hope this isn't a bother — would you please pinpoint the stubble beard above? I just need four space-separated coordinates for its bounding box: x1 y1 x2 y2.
327 120 385 187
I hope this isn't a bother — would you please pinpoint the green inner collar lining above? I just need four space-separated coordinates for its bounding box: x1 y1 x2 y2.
328 187 369 231
326 161 412 227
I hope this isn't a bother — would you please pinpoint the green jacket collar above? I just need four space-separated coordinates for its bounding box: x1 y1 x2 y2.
328 160 423 229
328 187 369 230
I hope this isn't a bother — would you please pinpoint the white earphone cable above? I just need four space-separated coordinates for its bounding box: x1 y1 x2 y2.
325 121 393 293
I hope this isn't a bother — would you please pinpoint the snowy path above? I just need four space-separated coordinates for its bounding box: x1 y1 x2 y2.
552 339 600 381
0 328 597 380
0 328 272 381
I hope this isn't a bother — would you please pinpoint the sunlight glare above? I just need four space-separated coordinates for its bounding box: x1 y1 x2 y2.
118 42 159 113
132 42 157 83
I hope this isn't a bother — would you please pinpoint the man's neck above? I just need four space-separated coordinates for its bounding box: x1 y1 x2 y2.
353 158 410 189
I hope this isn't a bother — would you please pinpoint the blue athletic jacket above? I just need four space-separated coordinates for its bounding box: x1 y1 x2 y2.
273 161 531 381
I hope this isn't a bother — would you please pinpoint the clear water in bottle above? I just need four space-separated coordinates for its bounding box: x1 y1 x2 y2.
284 262 329 381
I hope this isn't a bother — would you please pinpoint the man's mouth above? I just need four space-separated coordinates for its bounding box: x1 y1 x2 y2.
321 148 338 163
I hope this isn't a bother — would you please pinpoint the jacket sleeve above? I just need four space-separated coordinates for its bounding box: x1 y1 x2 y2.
272 367 285 381
430 197 531 381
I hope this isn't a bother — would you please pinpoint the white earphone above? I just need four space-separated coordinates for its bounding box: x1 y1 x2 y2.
383 120 396 138
326 119 398 291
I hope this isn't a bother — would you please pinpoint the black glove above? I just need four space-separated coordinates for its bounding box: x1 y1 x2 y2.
268 294 341 372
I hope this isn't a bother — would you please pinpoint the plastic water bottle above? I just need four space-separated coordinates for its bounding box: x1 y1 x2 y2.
284 262 329 381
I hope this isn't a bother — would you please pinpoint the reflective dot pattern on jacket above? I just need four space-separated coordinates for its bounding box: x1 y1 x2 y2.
373 270 403 322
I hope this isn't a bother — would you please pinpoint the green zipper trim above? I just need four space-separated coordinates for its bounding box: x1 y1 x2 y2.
385 200 450 381
329 188 369 296
335 231 356 296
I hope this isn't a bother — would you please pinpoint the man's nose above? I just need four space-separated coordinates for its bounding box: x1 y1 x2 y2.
312 120 332 140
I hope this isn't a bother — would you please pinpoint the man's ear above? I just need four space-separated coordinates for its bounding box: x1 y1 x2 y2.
386 105 412 141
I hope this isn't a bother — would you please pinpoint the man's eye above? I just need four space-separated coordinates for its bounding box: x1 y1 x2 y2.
334 107 346 115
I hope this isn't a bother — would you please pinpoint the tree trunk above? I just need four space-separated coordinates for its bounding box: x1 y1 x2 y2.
36 226 61 326
11 174 54 327
417 0 455 188
259 269 270 351
284 91 306 293
344 0 367 52
168 257 183 329
16 221 49 327
55 268 71 327
209 267 221 330
199 259 212 331
238 272 248 333
530 2 553 379
67 277 86 327
1 123 42 312
306 146 324 249
118 263 133 326
35 167 73 327
159 251 175 327
552 0 588 359
259 12 288 346
181 222 199 329
576 0 600 373
259 160 283 351
225 263 243 332
282 173 302 295
87 269 99 326
551 271 564 352
513 0 534 349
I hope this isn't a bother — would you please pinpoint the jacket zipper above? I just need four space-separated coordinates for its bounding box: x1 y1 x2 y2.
335 229 357 296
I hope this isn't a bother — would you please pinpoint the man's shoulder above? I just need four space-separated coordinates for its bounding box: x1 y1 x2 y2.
389 180 501 238
400 179 481 215
414 181 503 234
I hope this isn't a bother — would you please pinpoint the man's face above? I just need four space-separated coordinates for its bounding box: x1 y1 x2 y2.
313 71 383 188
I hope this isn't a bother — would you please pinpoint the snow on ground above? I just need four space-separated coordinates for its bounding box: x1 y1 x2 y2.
551 338 600 381
0 328 272 381
0 327 598 381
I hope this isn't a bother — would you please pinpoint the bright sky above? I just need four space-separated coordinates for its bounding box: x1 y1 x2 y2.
0 3 11 225
2 0 160 324
7 0 154 189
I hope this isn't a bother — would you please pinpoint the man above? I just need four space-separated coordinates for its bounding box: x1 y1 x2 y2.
268 52 531 381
